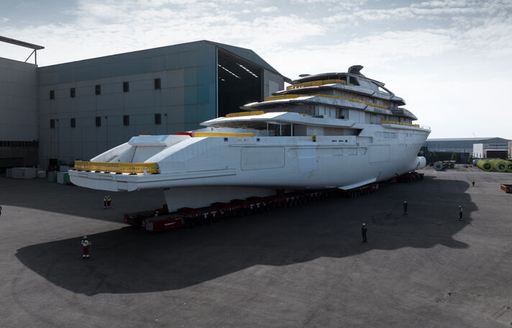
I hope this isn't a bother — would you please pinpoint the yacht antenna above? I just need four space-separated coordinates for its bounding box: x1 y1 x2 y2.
348 65 364 75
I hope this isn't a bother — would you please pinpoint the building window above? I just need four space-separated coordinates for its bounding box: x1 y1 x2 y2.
70 88 76 98
154 78 161 90
95 116 101 127
49 90 55 100
95 85 101 95
123 81 129 93
123 115 130 126
154 113 161 125
50 119 55 129
70 118 76 128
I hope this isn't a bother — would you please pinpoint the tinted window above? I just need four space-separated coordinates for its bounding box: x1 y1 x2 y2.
349 77 359 85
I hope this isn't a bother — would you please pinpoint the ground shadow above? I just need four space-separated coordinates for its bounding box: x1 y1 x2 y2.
0 176 165 222
16 176 475 295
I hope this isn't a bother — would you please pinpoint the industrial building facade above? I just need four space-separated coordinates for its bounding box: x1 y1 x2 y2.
424 137 510 163
0 57 39 168
0 40 285 169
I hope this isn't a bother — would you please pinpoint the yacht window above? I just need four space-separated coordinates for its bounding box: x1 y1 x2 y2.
213 121 267 130
267 123 291 136
337 109 348 119
377 85 390 94
293 124 307 136
281 124 291 136
349 77 359 86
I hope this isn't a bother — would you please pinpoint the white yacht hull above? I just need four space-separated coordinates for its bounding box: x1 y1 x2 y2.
69 127 428 210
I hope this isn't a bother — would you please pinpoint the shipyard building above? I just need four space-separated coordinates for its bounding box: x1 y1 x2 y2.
0 38 286 169
424 137 511 163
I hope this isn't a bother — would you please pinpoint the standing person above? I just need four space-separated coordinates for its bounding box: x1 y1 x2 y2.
0 205 2 217
81 236 91 259
458 205 463 221
103 195 108 209
403 200 408 215
472 181 475 187
107 195 112 208
361 223 368 243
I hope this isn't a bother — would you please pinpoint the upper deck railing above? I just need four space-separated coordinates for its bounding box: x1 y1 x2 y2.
286 79 346 91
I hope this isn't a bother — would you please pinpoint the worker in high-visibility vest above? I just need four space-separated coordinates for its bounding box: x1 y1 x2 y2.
81 236 91 259
103 195 108 209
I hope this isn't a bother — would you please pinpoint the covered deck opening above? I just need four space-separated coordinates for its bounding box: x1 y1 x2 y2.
217 49 263 117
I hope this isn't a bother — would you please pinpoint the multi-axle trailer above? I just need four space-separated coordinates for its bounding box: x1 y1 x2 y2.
124 172 424 232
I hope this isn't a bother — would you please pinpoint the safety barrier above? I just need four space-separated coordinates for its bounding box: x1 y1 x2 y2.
225 111 264 118
265 94 303 101
191 131 256 137
381 120 420 127
265 93 390 110
286 79 346 90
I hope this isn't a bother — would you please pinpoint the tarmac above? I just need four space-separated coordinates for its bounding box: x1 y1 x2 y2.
1 167 512 328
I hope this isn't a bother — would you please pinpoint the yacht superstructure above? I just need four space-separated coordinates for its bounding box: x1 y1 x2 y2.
69 65 430 210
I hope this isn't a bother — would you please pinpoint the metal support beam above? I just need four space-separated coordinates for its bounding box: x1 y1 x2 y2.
0 35 44 50
24 49 36 63
1 35 44 65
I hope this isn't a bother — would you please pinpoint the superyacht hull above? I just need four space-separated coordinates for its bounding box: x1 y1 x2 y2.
69 127 428 196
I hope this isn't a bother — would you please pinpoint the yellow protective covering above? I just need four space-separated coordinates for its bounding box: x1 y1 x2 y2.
74 161 159 174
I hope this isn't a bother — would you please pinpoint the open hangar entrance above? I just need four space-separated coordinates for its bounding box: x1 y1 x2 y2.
217 49 263 117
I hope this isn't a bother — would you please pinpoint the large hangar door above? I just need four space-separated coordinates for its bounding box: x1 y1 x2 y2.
218 49 262 117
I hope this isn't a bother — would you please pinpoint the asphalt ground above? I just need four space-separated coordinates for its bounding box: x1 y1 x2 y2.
1 167 512 328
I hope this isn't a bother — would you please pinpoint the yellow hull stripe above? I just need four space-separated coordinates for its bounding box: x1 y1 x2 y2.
74 161 159 174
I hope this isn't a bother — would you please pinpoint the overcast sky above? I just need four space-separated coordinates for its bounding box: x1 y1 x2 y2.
1 0 511 139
